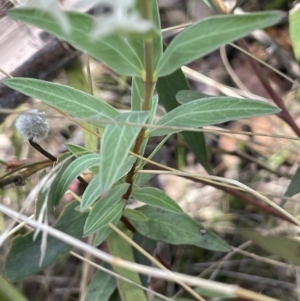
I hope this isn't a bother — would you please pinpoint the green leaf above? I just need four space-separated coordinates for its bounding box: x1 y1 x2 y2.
51 153 101 206
133 173 154 188
66 144 99 174
86 268 116 301
0 276 30 301
132 187 183 213
129 206 230 252
36 153 75 212
4 78 119 126
176 90 208 104
106 224 148 301
4 202 88 282
290 5 300 63
241 229 300 266
283 166 300 205
81 156 135 210
93 214 121 247
156 67 211 173
136 95 159 161
100 111 150 192
66 144 93 156
123 209 149 222
150 97 281 137
116 156 136 180
128 0 162 75
84 184 129 235
86 201 124 236
151 0 163 72
8 8 144 77
131 77 144 111
65 59 99 151
81 173 101 210
149 95 159 124
157 11 283 77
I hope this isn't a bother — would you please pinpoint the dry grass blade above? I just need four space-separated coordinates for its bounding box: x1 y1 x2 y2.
0 204 281 301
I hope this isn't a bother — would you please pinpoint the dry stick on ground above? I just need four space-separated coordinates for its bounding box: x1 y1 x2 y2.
0 205 282 301
0 160 53 187
135 155 296 224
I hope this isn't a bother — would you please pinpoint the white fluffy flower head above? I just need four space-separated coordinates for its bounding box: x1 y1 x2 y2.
15 110 50 142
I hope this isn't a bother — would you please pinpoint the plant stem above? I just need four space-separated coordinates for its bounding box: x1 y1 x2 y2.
124 0 156 199
28 139 57 162
238 39 300 137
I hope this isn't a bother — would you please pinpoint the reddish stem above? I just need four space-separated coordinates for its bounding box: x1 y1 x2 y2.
238 39 300 137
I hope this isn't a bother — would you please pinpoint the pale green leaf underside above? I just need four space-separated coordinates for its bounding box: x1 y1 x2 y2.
81 173 101 210
150 97 280 136
289 6 300 62
123 209 149 222
131 76 144 111
100 111 150 192
8 8 144 77
66 144 93 156
81 156 135 210
132 187 183 213
85 198 124 236
93 214 120 247
4 78 119 125
52 154 101 204
176 90 208 104
157 11 283 76
84 183 129 235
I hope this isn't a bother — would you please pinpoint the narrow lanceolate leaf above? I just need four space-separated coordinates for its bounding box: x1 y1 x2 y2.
131 76 144 110
176 90 208 104
84 183 129 235
123 209 149 222
86 268 116 301
151 0 163 72
81 173 101 210
36 153 75 212
81 156 135 210
290 5 300 62
107 225 148 301
129 206 230 252
4 78 119 125
93 214 121 247
149 95 159 124
116 156 136 181
8 8 144 77
66 144 92 156
65 59 99 151
150 97 281 137
128 0 162 75
100 111 150 192
4 202 88 282
50 154 101 206
157 11 283 77
132 187 183 213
